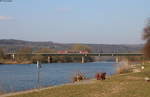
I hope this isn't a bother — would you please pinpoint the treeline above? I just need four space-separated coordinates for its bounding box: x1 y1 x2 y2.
0 44 93 64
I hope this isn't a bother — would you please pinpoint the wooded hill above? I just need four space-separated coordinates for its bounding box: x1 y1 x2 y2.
0 39 143 53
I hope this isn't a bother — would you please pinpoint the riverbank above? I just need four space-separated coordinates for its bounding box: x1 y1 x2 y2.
0 60 144 65
1 64 150 97
0 60 92 64
0 79 95 97
0 60 32 65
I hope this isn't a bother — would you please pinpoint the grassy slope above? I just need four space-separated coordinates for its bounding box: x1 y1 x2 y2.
8 64 150 97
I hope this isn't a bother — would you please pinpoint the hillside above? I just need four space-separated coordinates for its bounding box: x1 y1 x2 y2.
0 39 143 53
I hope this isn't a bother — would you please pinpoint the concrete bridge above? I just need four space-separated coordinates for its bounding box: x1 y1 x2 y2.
8 53 144 63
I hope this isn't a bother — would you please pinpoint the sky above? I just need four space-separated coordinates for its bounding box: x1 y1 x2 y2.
0 0 150 44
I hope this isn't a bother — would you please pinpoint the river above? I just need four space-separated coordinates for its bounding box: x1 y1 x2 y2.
0 62 117 93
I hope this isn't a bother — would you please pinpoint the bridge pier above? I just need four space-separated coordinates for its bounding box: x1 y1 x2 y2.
126 57 129 65
81 56 85 63
12 53 15 61
142 56 145 65
115 56 119 63
48 56 52 63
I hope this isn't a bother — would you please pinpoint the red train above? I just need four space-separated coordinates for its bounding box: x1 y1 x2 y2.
57 50 89 54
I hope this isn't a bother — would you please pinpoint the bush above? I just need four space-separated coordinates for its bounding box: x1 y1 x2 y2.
72 72 86 82
95 72 106 80
116 61 131 74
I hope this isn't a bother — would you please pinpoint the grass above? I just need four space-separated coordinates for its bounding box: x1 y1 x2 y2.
5 64 150 97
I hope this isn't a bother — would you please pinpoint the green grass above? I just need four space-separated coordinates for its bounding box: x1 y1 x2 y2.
7 64 150 97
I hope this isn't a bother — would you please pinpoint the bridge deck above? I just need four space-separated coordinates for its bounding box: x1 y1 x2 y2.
8 53 144 56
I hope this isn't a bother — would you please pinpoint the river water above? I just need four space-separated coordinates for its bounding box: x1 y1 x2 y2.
0 62 117 93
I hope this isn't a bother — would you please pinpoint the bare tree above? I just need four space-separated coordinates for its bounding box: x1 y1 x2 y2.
143 19 150 57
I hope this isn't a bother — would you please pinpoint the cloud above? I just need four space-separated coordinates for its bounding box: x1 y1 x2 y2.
56 8 72 12
0 16 13 20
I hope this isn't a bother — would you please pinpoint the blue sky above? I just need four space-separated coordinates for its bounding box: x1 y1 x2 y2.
0 0 150 44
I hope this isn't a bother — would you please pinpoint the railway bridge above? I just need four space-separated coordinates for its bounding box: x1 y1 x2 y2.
8 53 144 63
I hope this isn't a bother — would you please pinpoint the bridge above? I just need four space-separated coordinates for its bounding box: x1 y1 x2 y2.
8 53 144 63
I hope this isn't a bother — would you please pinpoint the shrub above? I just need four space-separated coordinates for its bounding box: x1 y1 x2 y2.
95 72 106 80
116 61 131 74
72 72 86 82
